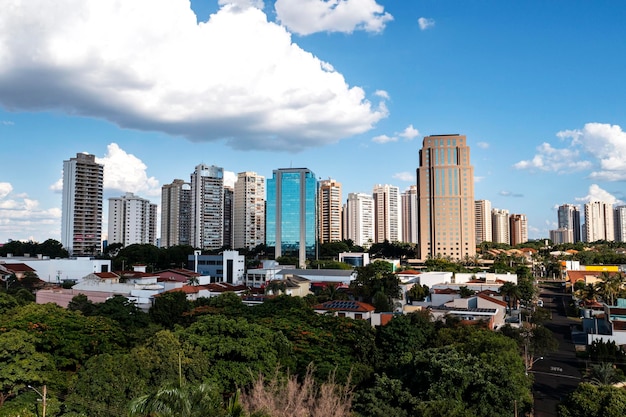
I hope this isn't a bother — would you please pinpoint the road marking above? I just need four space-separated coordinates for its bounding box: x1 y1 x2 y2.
528 370 581 380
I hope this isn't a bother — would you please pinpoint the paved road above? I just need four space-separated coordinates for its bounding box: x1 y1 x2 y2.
531 285 582 417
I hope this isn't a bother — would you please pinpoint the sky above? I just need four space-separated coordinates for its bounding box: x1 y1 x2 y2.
1 0 626 244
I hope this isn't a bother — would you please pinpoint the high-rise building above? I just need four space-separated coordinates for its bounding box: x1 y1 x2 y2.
615 205 626 242
550 228 574 244
416 134 475 260
475 199 492 245
61 152 104 256
233 172 265 250
223 186 234 249
190 164 224 250
491 208 510 244
108 192 157 246
344 192 374 248
584 201 614 242
557 204 581 243
373 184 401 243
318 179 343 244
266 168 317 268
509 214 528 246
160 179 192 248
401 185 418 244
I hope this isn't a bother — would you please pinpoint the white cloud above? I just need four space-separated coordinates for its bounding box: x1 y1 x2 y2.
1 120 14 126
393 172 415 182
499 190 524 198
516 123 626 181
558 123 626 181
372 124 420 144
477 141 489 149
219 0 264 9
374 90 390 100
372 134 396 144
418 17 435 31
575 184 622 205
513 142 592 173
275 0 393 35
224 171 237 188
0 1 387 153
0 183 61 242
95 143 160 197
0 182 12 199
474 176 484 183
399 124 419 140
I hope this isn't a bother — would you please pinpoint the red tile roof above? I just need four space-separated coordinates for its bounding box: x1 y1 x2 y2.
94 272 119 279
397 269 421 275
1 263 35 272
477 293 508 307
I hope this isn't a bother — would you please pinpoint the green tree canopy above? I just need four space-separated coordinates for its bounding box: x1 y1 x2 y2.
558 383 626 417
0 330 53 407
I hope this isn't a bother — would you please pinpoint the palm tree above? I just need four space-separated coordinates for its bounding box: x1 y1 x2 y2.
499 281 521 311
595 272 624 306
129 383 226 417
587 362 625 386
575 283 599 304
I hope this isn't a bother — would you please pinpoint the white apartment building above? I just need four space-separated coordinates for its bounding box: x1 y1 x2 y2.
475 199 492 245
401 185 418 244
318 179 343 244
108 192 157 246
584 200 614 242
491 208 510 244
61 153 103 256
191 164 224 250
233 172 266 250
344 192 374 248
373 184 401 243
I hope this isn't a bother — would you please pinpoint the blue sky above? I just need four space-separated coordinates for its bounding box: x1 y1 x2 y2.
1 0 626 244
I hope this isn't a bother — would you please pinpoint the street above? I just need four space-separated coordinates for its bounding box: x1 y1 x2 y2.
530 284 582 417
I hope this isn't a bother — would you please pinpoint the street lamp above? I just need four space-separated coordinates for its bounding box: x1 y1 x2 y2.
28 385 47 417
525 352 544 375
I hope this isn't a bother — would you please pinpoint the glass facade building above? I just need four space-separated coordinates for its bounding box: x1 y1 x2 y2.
266 168 317 268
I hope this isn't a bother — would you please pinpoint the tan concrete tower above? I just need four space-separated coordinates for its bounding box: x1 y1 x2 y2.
417 134 475 260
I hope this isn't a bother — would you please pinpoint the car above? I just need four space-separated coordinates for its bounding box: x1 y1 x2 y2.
537 299 544 307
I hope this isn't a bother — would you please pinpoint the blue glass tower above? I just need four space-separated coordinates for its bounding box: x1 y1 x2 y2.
266 168 317 268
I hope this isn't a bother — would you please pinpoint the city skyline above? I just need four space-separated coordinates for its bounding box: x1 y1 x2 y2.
2 1 626 244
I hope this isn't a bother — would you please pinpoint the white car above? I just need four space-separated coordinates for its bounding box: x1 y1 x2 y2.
537 299 544 307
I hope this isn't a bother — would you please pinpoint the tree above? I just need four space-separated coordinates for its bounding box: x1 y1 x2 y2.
67 293 96 315
375 312 435 370
558 383 626 417
595 272 624 306
586 362 625 386
149 291 191 329
0 330 53 407
0 303 126 371
407 284 429 302
129 383 227 417
176 315 288 391
498 281 521 310
459 286 475 298
350 261 400 305
352 373 420 417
